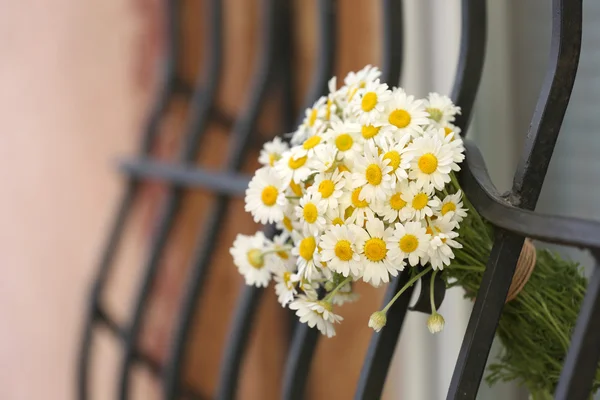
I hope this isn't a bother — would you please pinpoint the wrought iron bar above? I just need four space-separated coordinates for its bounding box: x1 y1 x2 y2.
119 158 251 196
353 271 415 400
118 0 224 398
161 0 280 397
450 0 486 134
447 0 583 398
77 1 181 399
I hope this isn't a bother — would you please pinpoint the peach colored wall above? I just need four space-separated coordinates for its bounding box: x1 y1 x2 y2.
0 1 149 399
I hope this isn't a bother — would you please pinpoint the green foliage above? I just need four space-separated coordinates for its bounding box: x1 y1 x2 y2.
445 203 600 396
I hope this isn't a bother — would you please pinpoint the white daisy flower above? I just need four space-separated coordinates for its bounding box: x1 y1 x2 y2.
345 187 376 227
360 123 389 146
438 190 468 225
405 134 456 191
274 270 299 307
289 295 343 337
276 203 298 236
276 146 314 185
285 178 306 199
244 167 286 224
311 143 338 173
344 64 381 89
351 80 391 124
352 142 393 202
291 232 322 279
297 133 325 158
430 126 465 164
381 88 429 138
424 92 461 128
264 233 295 272
443 123 462 139
229 232 271 287
296 191 327 235
425 214 462 270
258 136 289 167
331 283 360 306
323 119 363 161
387 221 431 267
401 183 437 221
373 182 412 223
309 169 348 215
319 224 364 278
355 218 401 287
299 97 326 133
379 135 412 184
325 202 351 227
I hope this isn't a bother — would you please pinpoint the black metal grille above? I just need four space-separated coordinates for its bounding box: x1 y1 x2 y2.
78 0 600 399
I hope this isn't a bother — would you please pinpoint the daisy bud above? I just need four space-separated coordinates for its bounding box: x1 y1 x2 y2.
427 312 445 334
368 311 387 332
324 281 336 292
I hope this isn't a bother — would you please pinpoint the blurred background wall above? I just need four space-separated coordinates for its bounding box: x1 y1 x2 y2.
0 0 598 399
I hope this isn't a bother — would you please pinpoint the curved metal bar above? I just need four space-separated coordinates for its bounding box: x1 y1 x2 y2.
380 0 403 86
296 0 337 126
450 0 486 133
461 139 600 249
353 271 415 400
512 0 582 210
119 158 251 196
77 1 180 399
555 262 600 400
118 0 223 398
448 1 583 398
161 0 279 397
281 323 321 400
215 285 265 400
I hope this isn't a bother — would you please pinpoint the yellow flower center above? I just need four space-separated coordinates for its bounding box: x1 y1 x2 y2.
338 164 350 173
412 193 429 210
359 81 366 89
361 92 378 112
303 135 321 150
299 236 316 260
308 108 318 127
418 153 438 174
399 234 419 253
348 87 358 101
365 164 383 185
389 109 411 128
383 150 401 171
283 271 294 289
390 193 407 210
288 155 308 170
335 133 354 151
351 188 369 208
426 226 434 235
247 249 264 269
334 240 354 261
427 107 443 122
303 203 318 223
261 186 279 206
361 124 381 139
289 181 303 196
326 99 332 120
283 216 293 231
332 217 344 226
444 126 453 137
441 202 457 215
318 179 335 198
364 238 387 262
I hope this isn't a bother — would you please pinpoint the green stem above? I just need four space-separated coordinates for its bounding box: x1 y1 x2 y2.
430 269 438 313
382 267 433 313
324 276 352 301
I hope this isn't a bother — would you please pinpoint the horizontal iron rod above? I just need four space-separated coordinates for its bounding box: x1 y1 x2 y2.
119 158 250 196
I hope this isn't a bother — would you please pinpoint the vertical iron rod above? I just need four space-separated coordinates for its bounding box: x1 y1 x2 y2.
118 1 223 398
77 1 180 398
161 1 280 397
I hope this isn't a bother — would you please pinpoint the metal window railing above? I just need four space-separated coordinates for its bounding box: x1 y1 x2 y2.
78 0 600 399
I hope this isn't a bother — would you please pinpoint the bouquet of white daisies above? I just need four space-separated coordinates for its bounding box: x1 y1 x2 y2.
230 66 599 396
230 65 465 338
